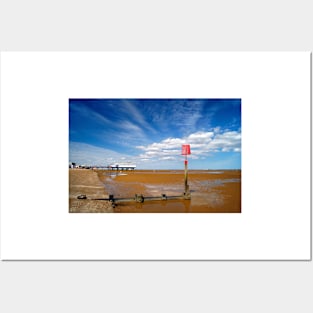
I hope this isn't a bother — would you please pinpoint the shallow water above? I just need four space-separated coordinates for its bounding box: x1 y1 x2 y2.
99 170 241 213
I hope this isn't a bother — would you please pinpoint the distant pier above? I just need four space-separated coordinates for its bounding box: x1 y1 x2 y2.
108 163 136 171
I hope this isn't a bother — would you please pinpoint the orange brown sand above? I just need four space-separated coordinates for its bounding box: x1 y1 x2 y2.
69 169 241 213
96 169 241 213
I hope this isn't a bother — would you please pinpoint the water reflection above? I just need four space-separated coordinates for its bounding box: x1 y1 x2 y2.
98 170 241 213
114 199 191 213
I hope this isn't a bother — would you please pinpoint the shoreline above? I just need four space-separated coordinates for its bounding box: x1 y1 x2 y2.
69 169 241 213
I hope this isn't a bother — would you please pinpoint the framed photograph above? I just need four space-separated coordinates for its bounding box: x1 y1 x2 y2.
69 98 241 213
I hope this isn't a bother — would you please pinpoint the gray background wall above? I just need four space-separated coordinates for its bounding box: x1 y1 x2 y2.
0 1 312 312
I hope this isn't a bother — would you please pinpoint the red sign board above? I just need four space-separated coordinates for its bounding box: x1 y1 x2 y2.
182 144 191 155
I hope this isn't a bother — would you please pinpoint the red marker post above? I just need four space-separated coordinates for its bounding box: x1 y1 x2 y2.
182 144 191 199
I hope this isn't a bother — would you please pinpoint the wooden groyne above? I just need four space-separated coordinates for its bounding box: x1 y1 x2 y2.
79 192 191 207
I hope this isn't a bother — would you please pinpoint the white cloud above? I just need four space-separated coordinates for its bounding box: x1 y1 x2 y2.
187 131 214 143
70 129 241 167
135 129 241 162
160 156 176 160
136 137 185 152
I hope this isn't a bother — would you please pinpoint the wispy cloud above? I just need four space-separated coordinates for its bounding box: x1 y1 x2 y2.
69 142 135 165
70 100 150 148
121 100 156 134
156 100 204 135
70 102 113 127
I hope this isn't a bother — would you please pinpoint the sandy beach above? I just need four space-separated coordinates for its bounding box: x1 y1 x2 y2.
69 169 241 213
69 169 113 213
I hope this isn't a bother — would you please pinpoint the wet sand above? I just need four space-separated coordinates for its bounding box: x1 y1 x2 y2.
96 169 241 213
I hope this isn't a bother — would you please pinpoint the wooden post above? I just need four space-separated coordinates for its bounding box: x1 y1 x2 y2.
182 144 191 199
184 156 189 194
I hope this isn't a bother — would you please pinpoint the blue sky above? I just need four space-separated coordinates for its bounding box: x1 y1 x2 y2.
69 99 241 169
